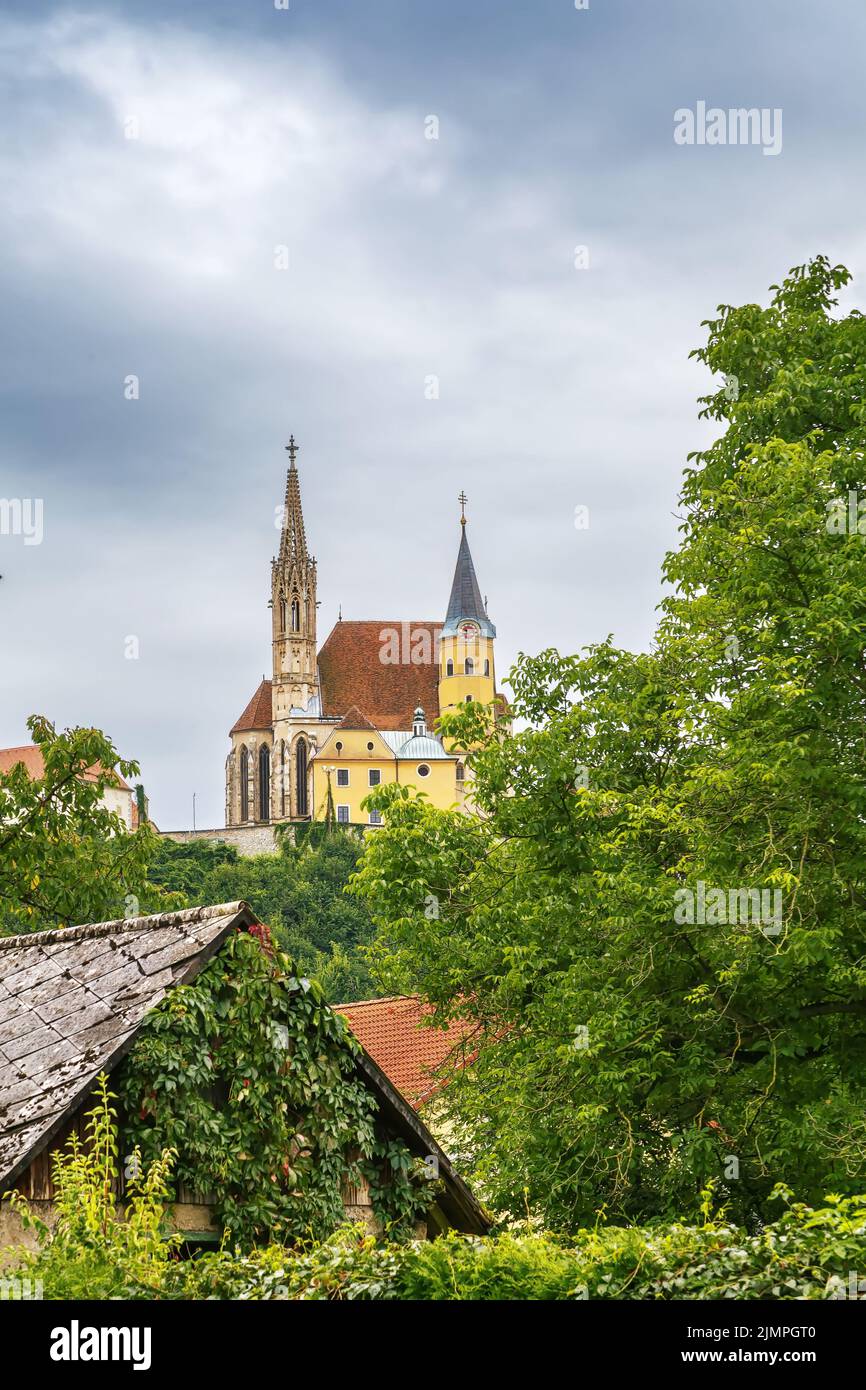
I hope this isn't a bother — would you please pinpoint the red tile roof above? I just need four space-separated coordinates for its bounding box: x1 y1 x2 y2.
230 679 273 735
337 705 379 732
319 621 440 731
335 995 473 1107
0 745 132 791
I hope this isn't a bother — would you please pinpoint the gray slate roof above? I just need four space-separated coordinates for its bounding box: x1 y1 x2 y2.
442 526 495 638
0 900 491 1234
0 902 254 1190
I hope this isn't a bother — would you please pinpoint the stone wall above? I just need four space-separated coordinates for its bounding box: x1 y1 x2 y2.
159 825 281 858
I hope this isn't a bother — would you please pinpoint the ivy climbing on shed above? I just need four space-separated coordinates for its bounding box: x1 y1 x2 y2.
117 926 430 1247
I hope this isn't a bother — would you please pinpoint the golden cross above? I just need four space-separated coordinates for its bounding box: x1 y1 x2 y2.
458 490 468 525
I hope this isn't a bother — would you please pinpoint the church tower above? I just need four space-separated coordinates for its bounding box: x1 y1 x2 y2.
438 493 497 715
271 436 318 722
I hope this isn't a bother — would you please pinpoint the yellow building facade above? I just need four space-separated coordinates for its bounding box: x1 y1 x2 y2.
225 440 504 828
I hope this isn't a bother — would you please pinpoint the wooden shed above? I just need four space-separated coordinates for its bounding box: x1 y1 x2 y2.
0 902 489 1252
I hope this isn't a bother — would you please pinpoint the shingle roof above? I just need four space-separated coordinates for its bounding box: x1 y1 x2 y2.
318 621 441 730
230 679 273 735
0 902 255 1190
335 996 474 1107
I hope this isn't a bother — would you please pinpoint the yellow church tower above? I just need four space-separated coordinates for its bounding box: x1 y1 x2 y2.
438 492 497 715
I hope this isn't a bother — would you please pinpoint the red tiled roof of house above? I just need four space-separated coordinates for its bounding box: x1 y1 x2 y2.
318 621 440 731
335 995 473 1107
0 745 132 791
230 679 273 735
337 705 379 732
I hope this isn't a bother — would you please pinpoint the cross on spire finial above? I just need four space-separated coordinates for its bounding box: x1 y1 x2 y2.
286 435 299 469
458 490 468 526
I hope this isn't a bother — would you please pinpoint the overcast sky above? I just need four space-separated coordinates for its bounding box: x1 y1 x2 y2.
1 0 865 828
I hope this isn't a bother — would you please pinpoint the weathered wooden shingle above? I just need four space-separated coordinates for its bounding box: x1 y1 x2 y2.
0 902 254 1190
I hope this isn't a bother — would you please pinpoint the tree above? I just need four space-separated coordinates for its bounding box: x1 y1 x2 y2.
148 829 378 1001
0 716 166 935
352 257 866 1230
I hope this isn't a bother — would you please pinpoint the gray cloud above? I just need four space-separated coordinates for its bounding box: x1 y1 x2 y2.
1 4 865 826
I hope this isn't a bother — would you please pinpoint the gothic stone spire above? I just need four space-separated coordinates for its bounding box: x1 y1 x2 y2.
279 436 309 565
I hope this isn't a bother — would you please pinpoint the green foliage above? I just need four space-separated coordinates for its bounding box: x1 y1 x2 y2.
352 257 866 1230
9 1082 864 1301
117 928 429 1248
0 716 175 935
2 1075 182 1300
111 1191 866 1301
147 832 377 1001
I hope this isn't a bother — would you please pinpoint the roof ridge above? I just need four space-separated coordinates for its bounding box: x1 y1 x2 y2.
0 901 251 951
335 994 419 1009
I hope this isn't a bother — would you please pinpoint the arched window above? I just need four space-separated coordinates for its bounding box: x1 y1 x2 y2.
240 746 250 822
456 761 465 782
464 658 474 675
291 597 300 632
280 740 287 817
466 695 473 703
484 659 490 676
295 739 308 817
305 597 311 630
446 659 454 677
279 596 287 632
258 744 270 821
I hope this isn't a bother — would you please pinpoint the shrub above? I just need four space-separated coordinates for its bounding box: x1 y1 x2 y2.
2 1075 181 1300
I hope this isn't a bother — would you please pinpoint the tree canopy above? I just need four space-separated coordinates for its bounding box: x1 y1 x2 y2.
148 830 378 1002
352 257 866 1231
0 716 164 935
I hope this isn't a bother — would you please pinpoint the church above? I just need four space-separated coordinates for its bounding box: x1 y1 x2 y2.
225 439 504 828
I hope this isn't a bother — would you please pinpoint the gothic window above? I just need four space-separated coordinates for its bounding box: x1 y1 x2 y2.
279 596 287 632
446 659 454 676
296 738 308 817
305 597 311 630
258 744 270 821
291 597 300 631
456 761 465 782
464 658 474 675
280 740 287 817
484 659 490 676
240 746 250 822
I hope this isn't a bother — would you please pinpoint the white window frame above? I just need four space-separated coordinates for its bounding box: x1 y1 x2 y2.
336 804 350 824
417 764 431 778
368 768 381 787
336 768 350 787
368 809 383 826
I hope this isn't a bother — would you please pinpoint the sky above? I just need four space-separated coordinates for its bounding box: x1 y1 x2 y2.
1 0 865 828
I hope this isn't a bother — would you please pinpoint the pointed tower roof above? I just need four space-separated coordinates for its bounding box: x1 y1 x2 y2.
278 435 311 568
443 518 495 638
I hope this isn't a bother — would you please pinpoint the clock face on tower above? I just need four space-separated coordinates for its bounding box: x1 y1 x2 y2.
459 621 480 642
